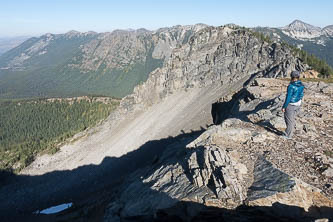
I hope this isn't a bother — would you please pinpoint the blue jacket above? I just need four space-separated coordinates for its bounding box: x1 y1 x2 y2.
283 80 304 109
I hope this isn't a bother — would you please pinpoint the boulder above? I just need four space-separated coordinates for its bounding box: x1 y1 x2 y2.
268 116 286 130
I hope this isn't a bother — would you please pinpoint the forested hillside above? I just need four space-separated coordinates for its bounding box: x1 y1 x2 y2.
0 98 119 172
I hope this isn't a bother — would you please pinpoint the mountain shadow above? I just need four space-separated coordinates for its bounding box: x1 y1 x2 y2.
1 125 333 221
211 88 284 135
0 129 205 221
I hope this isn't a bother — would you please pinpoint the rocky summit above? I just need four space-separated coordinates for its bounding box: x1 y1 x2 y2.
104 78 333 222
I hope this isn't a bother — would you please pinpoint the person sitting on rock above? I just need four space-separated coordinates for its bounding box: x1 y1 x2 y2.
282 70 304 139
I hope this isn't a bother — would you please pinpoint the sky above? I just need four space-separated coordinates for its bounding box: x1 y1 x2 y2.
1 0 332 37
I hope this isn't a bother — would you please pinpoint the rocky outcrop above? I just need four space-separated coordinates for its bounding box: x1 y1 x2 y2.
152 24 208 61
102 27 332 221
104 132 248 221
123 25 306 109
301 69 320 78
104 78 333 221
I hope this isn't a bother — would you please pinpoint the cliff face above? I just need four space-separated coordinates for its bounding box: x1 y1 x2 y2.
125 25 306 108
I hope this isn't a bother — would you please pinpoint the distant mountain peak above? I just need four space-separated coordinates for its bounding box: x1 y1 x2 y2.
86 31 98 35
284 20 321 31
290 19 306 25
66 30 80 34
324 25 333 29
282 19 322 39
64 30 82 38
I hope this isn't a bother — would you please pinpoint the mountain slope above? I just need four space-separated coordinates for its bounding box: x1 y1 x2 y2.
0 25 205 99
0 36 30 56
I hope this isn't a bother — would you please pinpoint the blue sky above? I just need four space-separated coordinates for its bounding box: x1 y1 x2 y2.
1 0 332 37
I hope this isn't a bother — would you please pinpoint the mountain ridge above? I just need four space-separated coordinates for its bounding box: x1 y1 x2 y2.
0 21 330 100
0 24 207 99
0 36 31 56
253 19 333 69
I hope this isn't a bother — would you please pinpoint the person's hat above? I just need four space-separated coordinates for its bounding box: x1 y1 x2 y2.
291 71 300 78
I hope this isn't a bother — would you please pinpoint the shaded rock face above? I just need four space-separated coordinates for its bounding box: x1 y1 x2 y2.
247 157 333 219
104 132 247 221
104 125 333 221
247 156 296 202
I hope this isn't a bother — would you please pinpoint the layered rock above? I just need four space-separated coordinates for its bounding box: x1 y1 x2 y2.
104 136 247 221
